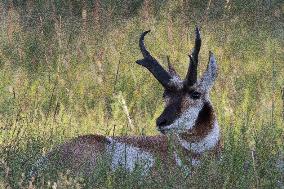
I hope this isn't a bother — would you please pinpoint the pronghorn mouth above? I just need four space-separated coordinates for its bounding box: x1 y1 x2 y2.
157 126 174 134
158 126 184 134
157 127 167 134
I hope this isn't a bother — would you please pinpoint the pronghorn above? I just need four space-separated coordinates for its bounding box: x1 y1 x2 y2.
29 27 220 179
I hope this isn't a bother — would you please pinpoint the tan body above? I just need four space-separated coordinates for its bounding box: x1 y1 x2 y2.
52 135 169 174
44 131 220 176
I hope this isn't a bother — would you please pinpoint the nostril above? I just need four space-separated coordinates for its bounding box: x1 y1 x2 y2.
156 118 168 127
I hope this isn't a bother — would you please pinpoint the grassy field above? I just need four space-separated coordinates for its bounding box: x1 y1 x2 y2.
0 1 283 188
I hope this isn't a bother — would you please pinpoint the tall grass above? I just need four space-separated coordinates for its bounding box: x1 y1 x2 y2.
0 0 283 188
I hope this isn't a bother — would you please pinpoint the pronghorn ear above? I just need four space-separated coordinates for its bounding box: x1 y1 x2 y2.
198 51 218 91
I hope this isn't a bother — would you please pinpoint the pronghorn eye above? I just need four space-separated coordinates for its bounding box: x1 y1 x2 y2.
190 91 201 99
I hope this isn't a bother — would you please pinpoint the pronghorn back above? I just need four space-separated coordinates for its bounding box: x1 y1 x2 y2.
30 27 220 179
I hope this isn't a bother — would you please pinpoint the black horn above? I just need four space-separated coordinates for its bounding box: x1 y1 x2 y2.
136 31 174 89
185 27 201 87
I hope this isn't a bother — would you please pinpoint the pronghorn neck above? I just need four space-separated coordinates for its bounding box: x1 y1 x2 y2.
176 102 220 154
106 102 219 169
106 105 220 173
178 102 216 141
167 102 220 170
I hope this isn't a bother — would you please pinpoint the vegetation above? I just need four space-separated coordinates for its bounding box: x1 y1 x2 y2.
0 0 283 188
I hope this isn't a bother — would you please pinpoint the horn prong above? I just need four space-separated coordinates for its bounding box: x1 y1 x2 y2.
166 56 179 78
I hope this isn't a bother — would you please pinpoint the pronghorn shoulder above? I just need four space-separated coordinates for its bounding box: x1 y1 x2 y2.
64 134 111 146
109 135 169 155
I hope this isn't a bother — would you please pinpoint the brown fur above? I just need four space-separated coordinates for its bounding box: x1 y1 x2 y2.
51 134 178 173
113 135 168 155
51 134 110 174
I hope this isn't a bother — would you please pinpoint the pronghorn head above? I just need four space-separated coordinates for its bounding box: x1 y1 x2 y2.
136 28 218 134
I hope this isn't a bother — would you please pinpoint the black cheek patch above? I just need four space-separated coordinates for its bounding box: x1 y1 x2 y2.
195 102 214 126
157 97 183 127
193 102 215 138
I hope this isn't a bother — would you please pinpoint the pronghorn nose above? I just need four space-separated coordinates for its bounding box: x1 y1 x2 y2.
156 117 170 128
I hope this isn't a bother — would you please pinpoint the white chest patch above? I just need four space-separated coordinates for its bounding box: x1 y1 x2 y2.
178 121 220 153
106 137 155 174
173 151 200 167
173 151 200 176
